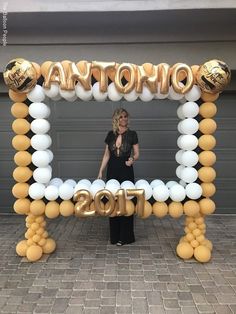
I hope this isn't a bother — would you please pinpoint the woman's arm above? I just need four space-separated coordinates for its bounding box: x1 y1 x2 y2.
126 143 139 166
98 145 110 179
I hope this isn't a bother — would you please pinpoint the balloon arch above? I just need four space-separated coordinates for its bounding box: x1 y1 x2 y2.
3 58 231 262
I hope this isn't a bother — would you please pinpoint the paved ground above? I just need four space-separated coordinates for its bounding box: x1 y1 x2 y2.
0 214 236 314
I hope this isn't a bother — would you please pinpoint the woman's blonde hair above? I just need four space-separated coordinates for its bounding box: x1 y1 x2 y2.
112 108 129 133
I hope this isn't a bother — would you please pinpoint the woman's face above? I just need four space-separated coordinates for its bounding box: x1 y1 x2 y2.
118 111 128 128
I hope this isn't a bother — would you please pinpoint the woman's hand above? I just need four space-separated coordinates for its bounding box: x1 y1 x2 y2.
125 157 134 167
97 170 103 179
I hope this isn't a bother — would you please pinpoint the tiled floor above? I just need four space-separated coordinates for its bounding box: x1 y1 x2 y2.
0 214 236 314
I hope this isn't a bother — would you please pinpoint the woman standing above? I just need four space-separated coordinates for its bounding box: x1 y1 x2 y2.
98 108 139 245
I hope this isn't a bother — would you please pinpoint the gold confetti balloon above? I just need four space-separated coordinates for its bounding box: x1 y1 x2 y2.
3 58 37 93
196 59 231 94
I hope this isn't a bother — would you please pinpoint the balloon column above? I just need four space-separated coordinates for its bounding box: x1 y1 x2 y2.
4 58 231 262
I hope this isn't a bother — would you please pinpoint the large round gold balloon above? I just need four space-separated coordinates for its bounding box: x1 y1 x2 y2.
11 103 29 118
194 245 211 263
13 166 32 182
59 200 74 217
176 242 194 259
26 245 43 262
16 240 28 257
42 238 56 254
125 200 135 216
201 92 219 102
199 198 215 215
198 167 216 183
199 102 217 118
168 202 183 218
183 201 200 217
45 201 60 219
30 200 46 216
12 135 31 151
14 151 32 166
142 201 152 218
9 90 27 102
152 202 168 218
14 198 31 215
198 135 216 151
196 59 231 94
4 58 37 93
201 183 216 197
198 151 216 166
199 119 217 134
12 182 29 198
12 119 30 135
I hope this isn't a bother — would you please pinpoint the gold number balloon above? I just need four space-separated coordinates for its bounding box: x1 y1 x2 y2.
171 63 194 94
115 189 126 216
196 59 231 93
126 189 145 217
95 189 115 216
73 190 93 217
4 58 37 93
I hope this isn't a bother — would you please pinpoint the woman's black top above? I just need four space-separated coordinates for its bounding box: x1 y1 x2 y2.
105 129 138 183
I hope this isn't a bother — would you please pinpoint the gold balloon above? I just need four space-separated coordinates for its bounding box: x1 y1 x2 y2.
201 183 216 197
194 245 211 263
198 167 216 183
198 135 216 150
12 182 29 198
40 61 52 77
26 245 43 262
176 242 194 259
201 92 219 102
185 232 194 242
59 200 75 217
142 201 152 218
45 201 60 219
38 238 47 247
11 102 29 118
73 189 93 217
92 61 116 92
4 58 37 93
199 118 217 134
168 202 183 218
13 166 32 183
95 189 115 216
68 61 92 90
43 62 67 90
42 238 56 254
183 201 200 217
16 240 28 257
190 239 200 248
126 189 145 217
31 62 41 79
199 102 217 118
191 65 200 83
125 200 135 216
199 198 215 215
196 59 231 93
9 89 27 102
171 63 194 94
199 151 216 166
30 200 45 216
14 198 31 215
14 151 31 167
12 134 31 151
152 202 168 218
12 118 30 135
115 189 126 216
114 63 136 94
136 63 158 93
157 63 171 94
201 239 213 251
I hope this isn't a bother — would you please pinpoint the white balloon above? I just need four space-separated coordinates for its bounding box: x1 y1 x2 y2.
177 105 185 119
178 135 198 150
182 101 199 118
51 94 62 101
49 178 63 187
179 179 187 187
27 85 45 103
59 88 76 100
185 85 201 102
46 149 54 163
45 185 59 201
121 180 135 199
29 183 45 200
166 181 178 189
59 183 74 200
74 183 91 193
181 167 198 183
32 150 50 167
29 103 50 119
64 179 77 188
154 83 169 99
78 179 91 187
33 167 52 184
135 179 149 188
46 165 52 173
105 180 120 195
169 184 186 202
177 135 184 149
175 150 184 164
185 183 202 199
108 82 122 101
150 179 164 188
179 97 187 104
66 94 78 102
90 183 104 198
92 82 107 101
142 184 153 200
106 179 120 186
31 134 52 150
92 179 105 188
178 118 199 135
124 89 138 102
31 119 50 134
139 86 153 102
43 83 59 98
153 185 169 202
168 85 184 100
181 151 199 167
75 82 93 101
176 165 185 179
